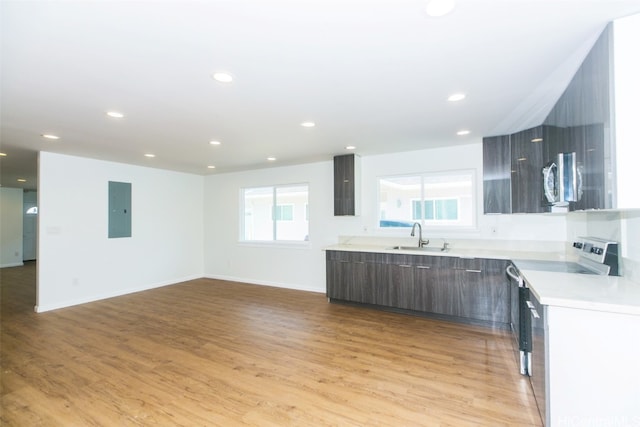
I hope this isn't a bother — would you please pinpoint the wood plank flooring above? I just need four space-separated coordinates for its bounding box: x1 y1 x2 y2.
1 262 542 426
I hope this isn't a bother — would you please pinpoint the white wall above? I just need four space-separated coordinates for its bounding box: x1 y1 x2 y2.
565 209 640 280
33 143 633 309
204 142 568 293
37 152 204 312
0 187 24 268
612 13 640 209
203 161 333 293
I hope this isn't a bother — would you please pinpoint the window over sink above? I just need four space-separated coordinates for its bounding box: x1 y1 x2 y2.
378 169 476 230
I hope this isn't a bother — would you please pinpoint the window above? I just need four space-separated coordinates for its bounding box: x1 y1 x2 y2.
412 198 459 221
242 184 309 242
274 204 294 221
379 170 475 229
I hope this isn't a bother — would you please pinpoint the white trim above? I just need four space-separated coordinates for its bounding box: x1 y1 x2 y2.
203 273 324 294
34 273 202 313
0 262 25 269
237 240 311 249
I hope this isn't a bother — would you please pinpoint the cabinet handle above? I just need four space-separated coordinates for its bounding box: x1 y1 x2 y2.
353 261 366 264
465 269 482 273
531 309 540 319
416 265 431 269
398 264 412 268
526 300 535 309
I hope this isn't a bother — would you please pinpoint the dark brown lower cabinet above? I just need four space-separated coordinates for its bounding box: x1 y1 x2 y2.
326 251 510 326
387 263 416 310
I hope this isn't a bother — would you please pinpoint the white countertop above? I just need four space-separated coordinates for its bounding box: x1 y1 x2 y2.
519 269 640 316
323 243 568 262
325 242 640 317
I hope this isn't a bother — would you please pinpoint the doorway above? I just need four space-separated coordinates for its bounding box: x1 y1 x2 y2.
23 190 37 261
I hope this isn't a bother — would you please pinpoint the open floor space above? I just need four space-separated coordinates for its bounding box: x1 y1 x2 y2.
1 263 541 426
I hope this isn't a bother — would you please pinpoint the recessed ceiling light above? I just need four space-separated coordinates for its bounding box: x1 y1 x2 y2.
42 134 60 140
144 153 155 158
457 130 470 136
207 165 216 169
212 72 233 83
0 152 7 157
267 157 277 161
447 93 466 102
209 140 222 146
300 122 315 128
17 179 27 183
345 146 356 150
425 0 456 17
106 111 124 118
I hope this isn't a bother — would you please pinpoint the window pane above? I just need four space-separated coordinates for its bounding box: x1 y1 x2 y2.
243 185 309 241
379 176 421 227
275 205 293 221
411 200 422 220
378 170 475 229
436 199 458 220
243 187 274 241
424 200 435 220
275 185 308 241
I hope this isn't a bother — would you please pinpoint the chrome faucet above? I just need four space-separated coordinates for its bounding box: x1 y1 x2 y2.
410 222 429 247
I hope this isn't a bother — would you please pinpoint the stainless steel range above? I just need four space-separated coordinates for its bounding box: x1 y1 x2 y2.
506 237 619 374
505 237 620 425
513 236 619 277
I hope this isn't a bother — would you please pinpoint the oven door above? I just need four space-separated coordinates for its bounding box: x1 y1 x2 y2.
507 264 531 375
506 264 530 375
528 292 547 424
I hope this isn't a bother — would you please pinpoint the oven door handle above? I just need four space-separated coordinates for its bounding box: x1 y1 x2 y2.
506 264 523 286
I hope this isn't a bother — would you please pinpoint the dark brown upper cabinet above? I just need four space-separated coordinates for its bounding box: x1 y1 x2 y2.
333 154 360 216
510 127 547 214
482 135 512 214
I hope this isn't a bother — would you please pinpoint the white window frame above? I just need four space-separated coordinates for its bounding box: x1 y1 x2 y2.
377 169 477 231
240 183 310 245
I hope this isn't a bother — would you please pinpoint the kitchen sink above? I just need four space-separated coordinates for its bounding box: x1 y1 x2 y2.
387 245 450 253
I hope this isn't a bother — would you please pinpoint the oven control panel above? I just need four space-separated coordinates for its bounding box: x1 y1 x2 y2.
572 237 619 271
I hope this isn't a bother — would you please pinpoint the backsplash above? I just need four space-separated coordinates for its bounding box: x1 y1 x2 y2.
337 235 571 261
340 208 640 284
567 210 640 282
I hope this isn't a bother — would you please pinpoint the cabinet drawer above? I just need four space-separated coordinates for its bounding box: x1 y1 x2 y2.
450 257 483 272
327 250 377 264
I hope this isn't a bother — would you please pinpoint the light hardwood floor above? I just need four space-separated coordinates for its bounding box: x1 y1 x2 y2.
1 262 542 426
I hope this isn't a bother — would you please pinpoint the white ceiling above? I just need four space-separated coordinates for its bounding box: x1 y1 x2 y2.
2 0 640 190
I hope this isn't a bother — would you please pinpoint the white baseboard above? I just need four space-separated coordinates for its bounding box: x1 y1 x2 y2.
34 274 203 313
1 262 24 269
203 273 325 294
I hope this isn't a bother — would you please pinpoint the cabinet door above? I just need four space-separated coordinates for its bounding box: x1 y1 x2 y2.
326 251 375 303
387 263 415 310
456 259 510 323
511 127 546 213
413 265 439 312
483 135 512 214
326 258 351 300
334 154 356 216
568 124 606 210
